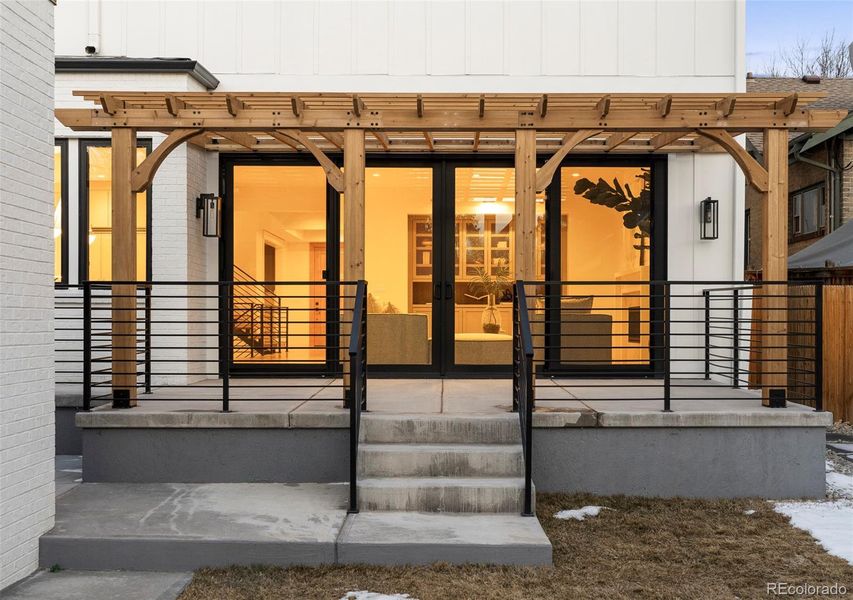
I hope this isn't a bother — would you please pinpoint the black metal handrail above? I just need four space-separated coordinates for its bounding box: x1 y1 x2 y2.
63 279 362 412
347 280 368 514
516 280 822 410
512 281 534 517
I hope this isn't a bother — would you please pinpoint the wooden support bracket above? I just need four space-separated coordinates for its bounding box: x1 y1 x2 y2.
605 131 638 152
715 96 736 117
372 130 391 151
596 95 611 119
225 95 244 117
164 95 185 117
131 128 203 193
776 93 798 116
657 95 672 117
216 131 258 150
291 97 304 117
538 94 548 118
277 129 344 192
352 95 365 117
417 95 424 118
534 130 602 192
649 131 684 151
99 94 123 115
423 131 434 151
696 129 769 192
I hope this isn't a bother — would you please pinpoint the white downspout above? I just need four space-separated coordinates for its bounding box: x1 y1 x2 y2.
87 0 101 54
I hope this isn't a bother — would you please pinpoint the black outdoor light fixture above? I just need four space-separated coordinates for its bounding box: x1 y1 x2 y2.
195 193 221 238
700 197 719 240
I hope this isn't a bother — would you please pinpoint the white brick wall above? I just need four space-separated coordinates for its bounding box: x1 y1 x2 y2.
0 0 56 589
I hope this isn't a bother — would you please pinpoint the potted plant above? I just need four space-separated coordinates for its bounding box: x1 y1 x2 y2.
467 266 512 334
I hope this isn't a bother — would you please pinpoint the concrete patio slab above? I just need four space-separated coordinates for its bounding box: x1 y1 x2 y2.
1 570 192 600
337 512 552 566
40 483 348 571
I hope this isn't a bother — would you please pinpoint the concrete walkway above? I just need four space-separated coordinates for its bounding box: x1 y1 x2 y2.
1 570 191 600
40 482 551 571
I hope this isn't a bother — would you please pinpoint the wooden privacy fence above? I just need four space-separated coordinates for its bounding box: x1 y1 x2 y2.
749 284 853 422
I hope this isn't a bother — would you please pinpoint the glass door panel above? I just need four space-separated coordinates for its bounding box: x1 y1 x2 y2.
558 166 652 369
232 165 328 366
365 167 434 367
452 167 517 366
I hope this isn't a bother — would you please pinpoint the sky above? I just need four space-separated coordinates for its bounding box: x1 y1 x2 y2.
747 0 853 74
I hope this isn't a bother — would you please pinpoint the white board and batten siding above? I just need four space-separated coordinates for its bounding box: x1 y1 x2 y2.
54 0 747 282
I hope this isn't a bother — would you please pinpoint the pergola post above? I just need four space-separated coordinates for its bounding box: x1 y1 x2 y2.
514 129 537 280
342 129 365 404
761 128 789 407
110 127 139 407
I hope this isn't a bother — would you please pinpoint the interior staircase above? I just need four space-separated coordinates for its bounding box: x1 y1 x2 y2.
357 414 532 513
232 266 286 359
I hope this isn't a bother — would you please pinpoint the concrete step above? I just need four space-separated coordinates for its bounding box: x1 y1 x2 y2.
358 443 523 477
357 477 532 513
40 482 347 571
360 414 521 444
338 511 551 566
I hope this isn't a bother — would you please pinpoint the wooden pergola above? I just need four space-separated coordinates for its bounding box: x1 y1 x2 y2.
56 91 845 406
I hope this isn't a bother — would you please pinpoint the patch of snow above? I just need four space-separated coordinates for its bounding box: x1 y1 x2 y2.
773 500 853 565
743 509 756 515
554 506 609 521
340 592 415 600
826 460 853 498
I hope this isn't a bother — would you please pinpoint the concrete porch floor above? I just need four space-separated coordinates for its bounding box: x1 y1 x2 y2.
77 378 830 429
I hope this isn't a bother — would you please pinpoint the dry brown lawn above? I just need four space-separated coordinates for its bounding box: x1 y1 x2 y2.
179 493 853 600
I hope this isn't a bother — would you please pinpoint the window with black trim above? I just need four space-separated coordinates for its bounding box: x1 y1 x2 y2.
54 140 68 284
791 183 826 240
79 139 152 281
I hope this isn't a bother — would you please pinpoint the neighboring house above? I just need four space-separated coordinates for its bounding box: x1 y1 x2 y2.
744 76 853 274
0 0 55 589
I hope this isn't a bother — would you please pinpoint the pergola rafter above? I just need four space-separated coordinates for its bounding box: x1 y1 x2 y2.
54 90 845 408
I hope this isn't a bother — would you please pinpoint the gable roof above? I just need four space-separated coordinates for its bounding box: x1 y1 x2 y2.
746 77 853 154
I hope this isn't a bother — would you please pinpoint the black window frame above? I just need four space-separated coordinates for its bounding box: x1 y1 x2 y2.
78 138 153 282
54 139 69 286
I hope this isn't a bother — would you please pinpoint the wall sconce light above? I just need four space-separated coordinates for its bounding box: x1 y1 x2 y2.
196 193 221 238
699 197 718 240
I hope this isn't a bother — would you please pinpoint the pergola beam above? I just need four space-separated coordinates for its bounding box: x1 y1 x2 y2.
56 107 844 132
775 93 798 116
131 128 203 192
275 129 344 192
535 129 602 192
695 129 769 192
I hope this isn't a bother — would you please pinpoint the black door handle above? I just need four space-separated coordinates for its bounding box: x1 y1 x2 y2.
445 283 454 300
434 283 441 300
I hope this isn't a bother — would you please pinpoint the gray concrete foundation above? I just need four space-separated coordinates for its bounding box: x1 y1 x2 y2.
56 408 82 455
533 426 827 498
82 428 348 483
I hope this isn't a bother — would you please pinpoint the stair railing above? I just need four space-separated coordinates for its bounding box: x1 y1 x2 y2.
512 280 535 517
348 280 368 514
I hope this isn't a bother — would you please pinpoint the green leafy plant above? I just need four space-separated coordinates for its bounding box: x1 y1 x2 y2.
573 169 651 265
470 266 512 303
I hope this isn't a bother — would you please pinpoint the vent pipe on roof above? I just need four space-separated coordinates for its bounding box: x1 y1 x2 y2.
802 75 821 84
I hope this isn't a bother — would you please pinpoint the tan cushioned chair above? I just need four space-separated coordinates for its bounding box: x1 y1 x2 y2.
367 313 431 365
532 312 613 365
